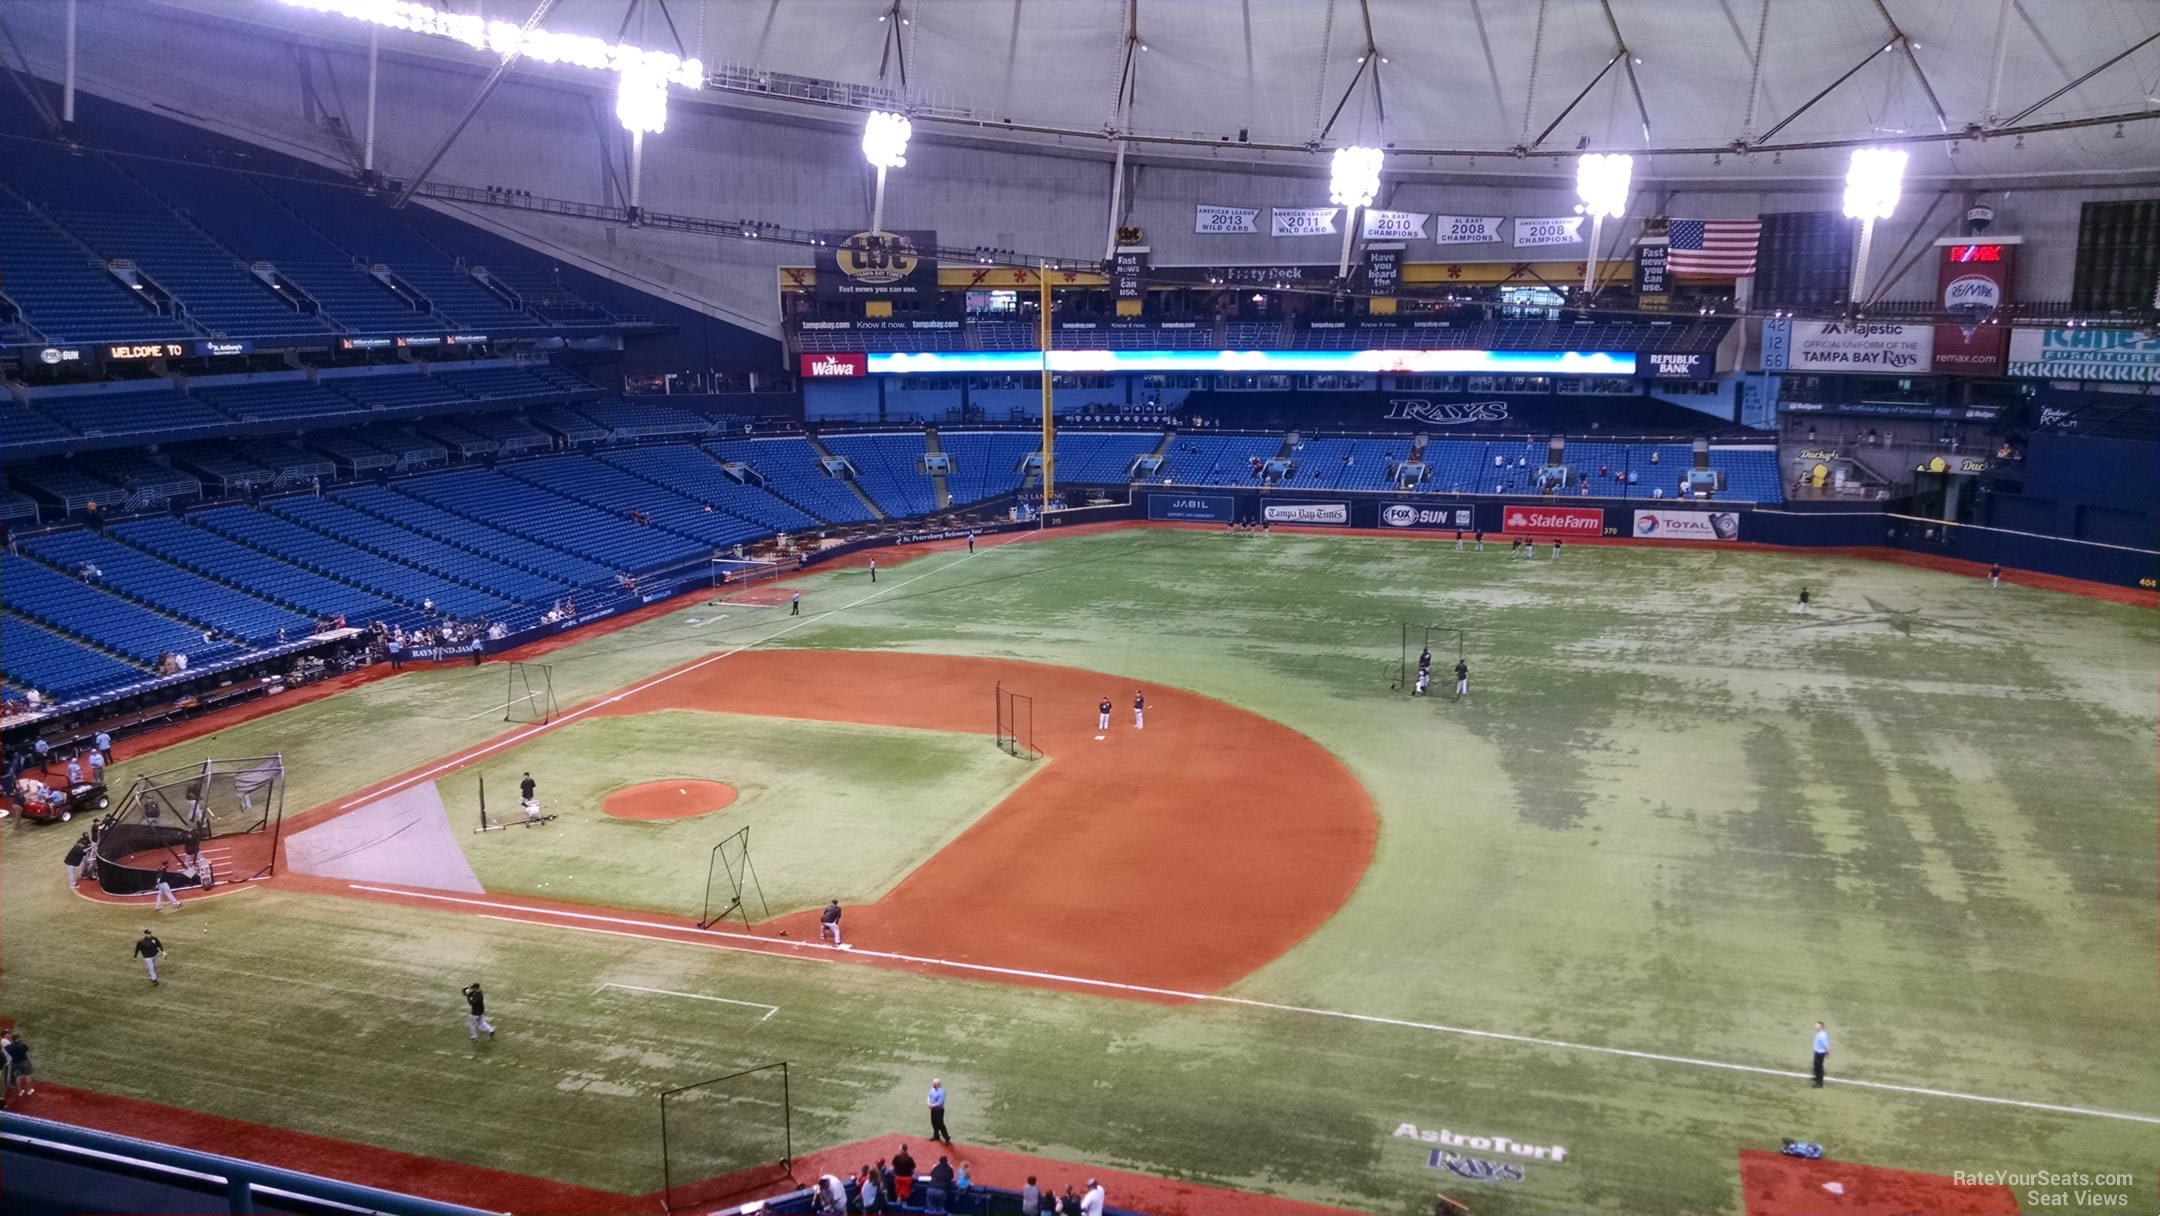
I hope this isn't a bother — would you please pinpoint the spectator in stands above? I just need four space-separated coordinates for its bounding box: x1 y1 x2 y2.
1080 1180 1105 1216
955 1161 974 1192
1021 1176 1043 1215
857 1165 880 1213
1 1032 31 1100
926 1156 955 1212
422 597 436 616
890 1145 916 1204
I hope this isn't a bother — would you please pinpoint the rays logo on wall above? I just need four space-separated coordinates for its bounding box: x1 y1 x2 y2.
1382 399 1510 426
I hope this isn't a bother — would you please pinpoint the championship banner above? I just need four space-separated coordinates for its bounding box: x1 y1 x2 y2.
1362 209 1430 240
1513 216 1585 248
1262 501 1349 525
1433 215 1505 245
1760 319 1932 372
1378 502 1475 531
1502 504 1603 535
1932 241 2016 375
1195 205 1260 234
1364 246 1402 295
815 229 938 305
1271 207 1341 237
1632 509 1740 541
1112 247 1149 301
2006 327 2160 384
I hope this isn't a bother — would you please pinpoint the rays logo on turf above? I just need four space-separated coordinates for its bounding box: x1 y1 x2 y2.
1427 1151 1527 1183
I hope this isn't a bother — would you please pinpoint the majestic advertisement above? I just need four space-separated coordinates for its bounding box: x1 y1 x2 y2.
1262 501 1349 525
1513 216 1585 247
1760 320 1933 372
2006 327 2160 384
1932 242 2016 374
1632 509 1741 541
1433 215 1506 245
1502 504 1603 535
1147 493 1235 522
799 352 868 378
814 229 938 305
1194 205 1260 234
1271 207 1341 237
1378 503 1475 530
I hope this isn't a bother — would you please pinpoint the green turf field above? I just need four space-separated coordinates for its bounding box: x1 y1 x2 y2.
4 528 2155 1215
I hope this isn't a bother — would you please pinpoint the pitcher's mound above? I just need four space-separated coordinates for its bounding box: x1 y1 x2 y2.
603 780 738 821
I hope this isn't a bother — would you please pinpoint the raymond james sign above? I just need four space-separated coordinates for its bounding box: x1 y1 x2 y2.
1762 319 1933 372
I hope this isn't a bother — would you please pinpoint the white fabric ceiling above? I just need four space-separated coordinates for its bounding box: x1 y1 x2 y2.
535 0 2160 181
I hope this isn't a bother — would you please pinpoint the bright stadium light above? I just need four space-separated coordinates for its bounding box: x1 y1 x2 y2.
862 110 912 170
1574 153 1632 295
1328 145 1383 209
276 0 704 134
1842 147 1908 306
1574 153 1632 219
1329 145 1383 277
863 110 912 233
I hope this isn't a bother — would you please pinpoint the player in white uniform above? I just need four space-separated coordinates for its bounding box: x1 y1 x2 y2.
1132 691 1146 729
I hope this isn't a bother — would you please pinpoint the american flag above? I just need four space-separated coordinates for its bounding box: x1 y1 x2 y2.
1667 218 1762 278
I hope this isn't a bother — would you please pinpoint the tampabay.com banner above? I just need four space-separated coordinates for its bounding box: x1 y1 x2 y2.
865 350 1636 376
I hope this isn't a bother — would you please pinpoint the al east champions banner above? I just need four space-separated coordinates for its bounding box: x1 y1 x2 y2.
1362 209 1430 240
1379 503 1474 530
1761 320 1933 372
1433 215 1505 245
1263 501 1349 525
1632 509 1740 541
1502 504 1603 535
1195 205 1260 234
815 230 938 305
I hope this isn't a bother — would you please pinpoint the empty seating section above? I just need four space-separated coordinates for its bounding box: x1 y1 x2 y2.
241 443 334 482
1711 448 1782 501
392 264 536 331
0 192 194 343
937 431 1036 504
0 489 39 523
193 503 515 619
74 450 199 500
350 428 449 466
1422 439 1500 494
1 613 146 701
436 367 577 403
41 390 226 438
502 456 768 550
822 433 937 517
3 401 72 446
1051 432 1159 483
336 485 614 587
329 374 469 412
21 528 308 645
482 267 613 325
266 495 568 607
461 414 552 452
604 446 819 533
396 467 705 573
1 552 239 665
170 445 274 490
114 514 396 624
708 438 877 523
13 465 121 512
307 431 399 473
418 421 497 457
576 399 712 438
1161 433 1285 485
254 180 445 265
535 408 609 443
193 379 364 423
1286 438 1404 490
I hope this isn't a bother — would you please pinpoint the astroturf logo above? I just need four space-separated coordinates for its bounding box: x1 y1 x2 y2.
1395 1123 1567 1164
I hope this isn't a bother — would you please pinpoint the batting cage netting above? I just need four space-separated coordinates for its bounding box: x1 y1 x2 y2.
89 755 285 896
503 661 559 724
696 826 771 931
659 1061 794 1212
994 682 1039 759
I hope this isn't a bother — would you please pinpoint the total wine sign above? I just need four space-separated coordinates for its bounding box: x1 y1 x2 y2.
1501 504 1603 535
1631 509 1741 541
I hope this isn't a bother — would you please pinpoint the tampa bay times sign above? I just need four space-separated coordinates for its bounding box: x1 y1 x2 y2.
815 229 939 306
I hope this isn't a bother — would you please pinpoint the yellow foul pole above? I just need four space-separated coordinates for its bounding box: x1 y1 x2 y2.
1039 261 1054 517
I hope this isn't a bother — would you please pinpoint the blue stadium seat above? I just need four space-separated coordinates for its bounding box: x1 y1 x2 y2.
500 455 770 550
394 467 706 575
191 503 519 620
20 528 310 645
0 553 242 666
0 613 148 702
113 514 400 625
0 193 194 343
707 438 879 524
601 446 819 533
266 495 572 608
936 431 1036 505
822 433 939 517
336 484 615 587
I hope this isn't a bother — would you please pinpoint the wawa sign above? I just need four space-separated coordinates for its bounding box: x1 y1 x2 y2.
799 352 868 378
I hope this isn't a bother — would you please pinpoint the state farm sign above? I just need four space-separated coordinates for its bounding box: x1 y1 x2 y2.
1501 504 1603 535
799 352 868 378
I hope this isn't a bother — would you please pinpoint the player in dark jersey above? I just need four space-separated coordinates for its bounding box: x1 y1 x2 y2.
1453 658 1470 700
133 929 163 984
463 982 496 1040
1132 691 1146 729
1097 697 1112 732
1988 562 2001 588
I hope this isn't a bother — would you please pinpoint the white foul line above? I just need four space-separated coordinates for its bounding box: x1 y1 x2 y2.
593 981 777 1021
369 887 2160 1128
339 549 983 810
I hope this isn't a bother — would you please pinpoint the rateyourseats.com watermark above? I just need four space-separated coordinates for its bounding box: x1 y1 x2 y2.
1955 1170 2139 1208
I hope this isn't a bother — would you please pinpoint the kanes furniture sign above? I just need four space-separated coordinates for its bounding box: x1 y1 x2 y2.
2007 327 2160 384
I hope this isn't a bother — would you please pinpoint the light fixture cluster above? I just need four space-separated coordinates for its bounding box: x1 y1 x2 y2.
1328 146 1384 210
1573 153 1633 218
1842 147 1908 220
277 0 703 133
863 110 913 169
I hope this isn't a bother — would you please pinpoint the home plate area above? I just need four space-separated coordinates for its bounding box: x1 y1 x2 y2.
1739 1148 2021 1216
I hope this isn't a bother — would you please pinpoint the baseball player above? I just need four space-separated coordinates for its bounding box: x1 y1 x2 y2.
791 591 801 615
1132 690 1146 730
821 898 844 945
463 983 496 1040
1988 562 2001 589
1797 587 1811 615
1453 658 1470 700
1414 667 1432 697
1474 530 1485 552
133 929 164 984
152 866 181 910
1454 529 1464 551
868 557 878 583
1097 696 1112 732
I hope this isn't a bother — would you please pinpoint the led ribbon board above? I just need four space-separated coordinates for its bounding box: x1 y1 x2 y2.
865 350 1638 375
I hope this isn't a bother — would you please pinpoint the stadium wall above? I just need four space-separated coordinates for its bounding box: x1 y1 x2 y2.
7 2 2148 334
